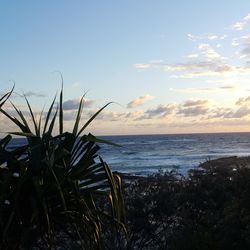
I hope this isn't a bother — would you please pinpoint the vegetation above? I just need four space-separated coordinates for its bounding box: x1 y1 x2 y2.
125 164 250 250
0 87 126 249
1 87 250 250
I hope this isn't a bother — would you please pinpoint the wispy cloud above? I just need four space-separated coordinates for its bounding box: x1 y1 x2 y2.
178 99 210 117
185 53 199 59
88 110 125 121
183 99 209 107
23 91 46 98
235 96 250 106
170 85 237 93
144 104 177 119
209 106 250 119
136 60 236 78
135 41 237 78
135 14 250 79
127 94 154 108
187 33 227 42
231 13 250 30
63 98 94 110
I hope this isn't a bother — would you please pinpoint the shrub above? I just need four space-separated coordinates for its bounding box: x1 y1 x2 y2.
125 165 250 250
0 87 126 249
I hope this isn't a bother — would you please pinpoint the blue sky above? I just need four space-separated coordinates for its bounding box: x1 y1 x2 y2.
2 1 250 135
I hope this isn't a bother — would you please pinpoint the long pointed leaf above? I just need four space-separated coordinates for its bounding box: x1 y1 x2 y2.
59 80 63 135
24 95 39 135
43 94 57 135
0 107 27 132
47 108 58 136
10 101 32 133
85 133 121 147
0 84 14 107
37 107 44 137
72 95 85 135
77 102 113 137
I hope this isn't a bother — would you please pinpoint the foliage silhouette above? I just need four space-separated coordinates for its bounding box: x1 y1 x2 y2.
125 163 250 250
0 87 126 249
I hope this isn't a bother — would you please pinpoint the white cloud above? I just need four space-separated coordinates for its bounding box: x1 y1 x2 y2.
23 91 46 98
187 33 227 42
135 58 237 79
88 110 125 121
231 13 250 31
244 13 250 21
170 85 237 94
135 15 250 80
125 110 145 120
232 38 240 46
186 53 199 58
232 22 245 31
135 41 240 78
198 43 224 61
127 94 155 108
134 63 151 70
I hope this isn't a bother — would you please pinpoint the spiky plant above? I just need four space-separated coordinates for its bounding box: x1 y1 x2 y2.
0 86 126 249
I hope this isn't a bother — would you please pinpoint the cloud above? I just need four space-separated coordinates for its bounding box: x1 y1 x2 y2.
187 33 227 42
125 110 145 120
135 42 237 78
144 103 177 118
135 60 235 78
134 63 151 70
170 85 237 93
127 94 154 108
198 43 224 61
178 106 209 117
231 13 250 31
134 13 250 85
88 110 124 121
178 99 210 117
23 91 46 98
232 38 240 46
219 85 236 90
209 107 234 119
185 53 199 59
63 111 78 121
232 22 245 31
233 106 250 118
183 99 209 107
63 98 94 110
238 35 250 59
236 96 250 106
210 106 250 119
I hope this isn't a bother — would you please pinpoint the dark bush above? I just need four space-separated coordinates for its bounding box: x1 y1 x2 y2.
125 164 250 250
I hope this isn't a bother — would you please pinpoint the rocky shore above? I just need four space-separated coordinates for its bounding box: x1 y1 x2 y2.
199 155 250 169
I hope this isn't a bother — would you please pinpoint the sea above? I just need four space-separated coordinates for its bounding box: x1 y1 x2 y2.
7 132 250 176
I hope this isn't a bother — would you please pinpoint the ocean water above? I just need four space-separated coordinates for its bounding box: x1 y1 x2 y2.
7 133 250 176
99 133 250 175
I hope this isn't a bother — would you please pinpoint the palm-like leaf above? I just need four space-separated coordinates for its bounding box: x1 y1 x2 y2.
0 86 126 249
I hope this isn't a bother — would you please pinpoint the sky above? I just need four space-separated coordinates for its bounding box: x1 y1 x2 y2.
2 1 250 135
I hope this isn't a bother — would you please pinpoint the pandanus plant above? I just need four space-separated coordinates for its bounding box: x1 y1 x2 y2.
0 86 126 249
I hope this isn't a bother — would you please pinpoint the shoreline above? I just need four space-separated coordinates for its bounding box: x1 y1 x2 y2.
115 155 250 180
